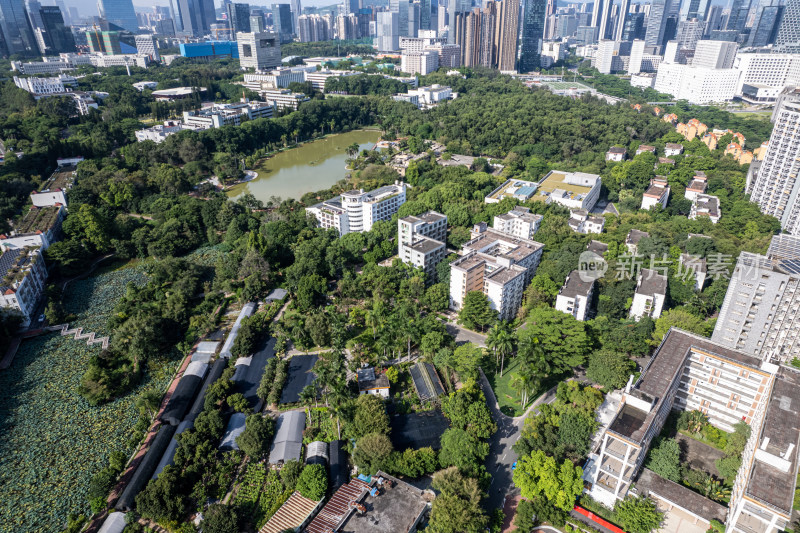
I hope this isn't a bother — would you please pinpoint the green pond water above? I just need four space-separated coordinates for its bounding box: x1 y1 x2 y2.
227 129 381 202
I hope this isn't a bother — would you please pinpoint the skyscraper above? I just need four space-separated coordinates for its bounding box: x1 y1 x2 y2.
0 0 37 55
747 100 800 235
614 0 631 41
390 0 410 36
26 0 43 29
775 0 800 52
290 0 301 35
679 0 712 21
591 0 613 40
97 0 139 32
39 6 75 52
644 0 672 48
272 3 293 42
725 0 752 32
495 0 519 71
748 0 784 47
519 0 546 72
376 11 399 51
227 3 251 35
447 0 470 43
420 0 431 30
178 0 216 36
343 0 359 15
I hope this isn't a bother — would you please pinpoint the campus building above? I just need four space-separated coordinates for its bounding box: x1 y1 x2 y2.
0 205 65 251
492 206 542 240
181 101 274 129
641 177 670 210
449 224 544 321
236 32 281 71
398 211 447 281
0 247 48 325
555 270 595 321
306 183 407 236
30 160 78 207
712 234 800 363
629 268 667 320
135 121 188 143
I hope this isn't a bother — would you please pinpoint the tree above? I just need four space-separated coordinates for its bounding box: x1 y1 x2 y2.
439 428 489 476
135 468 189 523
227 392 251 413
449 343 485 381
296 273 327 311
458 291 497 332
651 308 709 345
519 307 592 373
614 496 664 533
202 504 239 533
348 394 390 440
715 455 742 481
440 381 496 438
280 459 304 489
296 464 328 500
235 414 274 459
586 349 636 389
353 433 394 475
512 450 584 511
556 410 595 461
645 438 681 482
427 467 488 533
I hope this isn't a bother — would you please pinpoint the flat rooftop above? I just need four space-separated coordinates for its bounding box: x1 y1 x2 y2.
339 473 429 533
636 469 727 524
39 165 76 191
485 265 525 285
408 236 445 254
636 269 667 297
644 184 668 198
485 179 539 201
745 367 800 516
13 205 62 234
609 329 764 444
626 229 650 245
536 170 596 197
542 80 593 91
586 240 608 255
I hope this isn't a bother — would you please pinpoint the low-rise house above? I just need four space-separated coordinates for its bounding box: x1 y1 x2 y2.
335 472 431 533
569 209 605 234
0 247 47 326
664 143 684 157
689 193 721 223
679 253 707 290
641 177 670 211
219 412 247 450
493 206 542 239
0 205 66 251
586 240 608 256
685 173 708 201
357 367 390 398
605 146 627 162
629 268 667 320
625 229 650 255
555 270 595 321
135 121 190 143
636 144 656 155
658 157 675 166
398 211 447 282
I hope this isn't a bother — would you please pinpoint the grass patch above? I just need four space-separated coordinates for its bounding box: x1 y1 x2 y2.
487 357 527 417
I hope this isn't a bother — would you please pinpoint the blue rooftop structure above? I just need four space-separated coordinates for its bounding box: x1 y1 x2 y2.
180 41 239 59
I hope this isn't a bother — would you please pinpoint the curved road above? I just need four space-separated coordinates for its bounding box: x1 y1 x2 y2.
480 368 558 510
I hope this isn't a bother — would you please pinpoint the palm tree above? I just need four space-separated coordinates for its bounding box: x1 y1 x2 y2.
293 129 300 144
698 478 730 502
329 119 336 135
487 324 503 370
300 384 318 408
365 309 379 340
496 329 515 377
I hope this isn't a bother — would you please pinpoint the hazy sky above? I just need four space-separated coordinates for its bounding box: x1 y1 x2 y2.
60 0 336 18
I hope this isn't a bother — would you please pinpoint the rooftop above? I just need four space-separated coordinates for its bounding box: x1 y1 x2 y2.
151 86 206 96
586 240 609 255
607 146 627 154
680 253 707 273
269 410 305 464
408 236 445 254
687 179 707 192
626 229 650 246
560 270 594 298
38 164 76 191
693 194 720 218
357 367 389 391
1 247 40 292
409 362 445 402
644 184 669 199
485 179 539 202
665 143 683 150
636 269 667 297
745 367 800 516
484 265 526 285
636 469 727 523
259 491 320 533
537 170 599 197
339 472 430 533
12 205 63 235
304 477 371 533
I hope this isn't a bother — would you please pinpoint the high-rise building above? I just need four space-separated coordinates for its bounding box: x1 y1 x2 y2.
272 3 293 42
644 0 672 49
679 0 711 21
343 0 359 15
250 12 266 32
725 0 752 33
692 39 738 68
519 0 546 72
135 34 159 59
591 0 613 40
676 17 704 49
747 100 800 234
622 12 645 41
336 13 360 39
775 0 800 52
178 0 216 36
85 29 122 53
97 0 139 32
420 0 431 30
614 0 631 41
291 0 301 35
447 0 470 43
390 0 410 36
227 3 251 35
495 0 519 71
156 18 176 35
38 6 75 53
748 0 784 47
398 211 447 282
0 0 37 55
376 11 399 51
237 31 281 70
26 0 43 29
298 14 332 41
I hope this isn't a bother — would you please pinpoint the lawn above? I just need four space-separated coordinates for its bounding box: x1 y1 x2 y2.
488 357 527 417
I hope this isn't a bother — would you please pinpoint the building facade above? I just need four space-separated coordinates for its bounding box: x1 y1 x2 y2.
306 183 407 236
0 247 47 325
629 268 667 320
493 206 542 240
237 31 281 70
555 270 595 321
398 211 447 281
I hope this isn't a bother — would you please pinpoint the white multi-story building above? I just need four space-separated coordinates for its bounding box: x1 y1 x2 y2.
641 177 670 210
13 74 76 95
182 101 274 129
258 89 310 110
135 121 189 143
401 51 438 75
242 68 307 90
605 146 627 161
568 209 605 234
237 32 281 71
538 170 602 211
664 143 684 157
685 172 708 201
555 270 595 321
493 206 542 240
304 69 359 92
0 247 48 326
449 224 544 321
692 40 738 69
689 193 721 223
398 211 447 281
307 182 407 236
0 205 66 252
712 234 800 362
30 162 78 208
135 34 160 60
404 84 455 107
629 268 667 320
733 53 800 98
400 35 446 53
654 62 740 104
748 100 800 235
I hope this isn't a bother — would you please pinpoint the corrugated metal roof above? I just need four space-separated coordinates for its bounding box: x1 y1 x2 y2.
259 491 320 533
219 413 247 451
304 478 371 533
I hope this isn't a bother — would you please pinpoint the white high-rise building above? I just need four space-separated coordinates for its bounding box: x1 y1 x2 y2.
398 211 447 281
376 12 400 52
237 32 281 71
401 50 439 74
692 39 738 69
733 53 800 96
653 62 739 103
306 182 407 236
748 100 800 235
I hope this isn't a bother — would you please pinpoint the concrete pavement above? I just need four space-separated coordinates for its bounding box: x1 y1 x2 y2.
444 319 488 347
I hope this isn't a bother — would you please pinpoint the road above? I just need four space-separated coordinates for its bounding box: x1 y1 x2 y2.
479 368 558 510
444 319 488 347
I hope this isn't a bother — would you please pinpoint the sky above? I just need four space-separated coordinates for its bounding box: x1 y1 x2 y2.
59 0 337 18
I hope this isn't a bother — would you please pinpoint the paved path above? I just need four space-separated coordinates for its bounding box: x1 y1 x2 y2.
480 368 558 510
444 319 488 347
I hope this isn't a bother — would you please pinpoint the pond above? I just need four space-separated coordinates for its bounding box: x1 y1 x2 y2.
226 129 382 202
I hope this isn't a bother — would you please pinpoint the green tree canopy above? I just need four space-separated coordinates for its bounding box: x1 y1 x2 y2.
353 433 394 475
645 438 682 482
458 291 497 332
235 414 274 459
512 450 584 511
438 428 490 476
296 463 328 501
614 496 664 533
348 393 390 440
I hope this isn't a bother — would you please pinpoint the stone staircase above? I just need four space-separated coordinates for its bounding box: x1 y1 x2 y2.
46 324 110 350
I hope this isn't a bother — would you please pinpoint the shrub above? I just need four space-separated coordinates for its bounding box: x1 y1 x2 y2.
296 464 327 500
